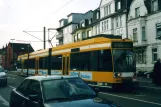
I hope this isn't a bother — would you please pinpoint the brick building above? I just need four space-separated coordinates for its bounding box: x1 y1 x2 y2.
0 43 34 70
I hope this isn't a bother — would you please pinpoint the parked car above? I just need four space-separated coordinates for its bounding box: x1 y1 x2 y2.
0 66 7 86
10 75 121 107
136 69 145 77
144 71 153 79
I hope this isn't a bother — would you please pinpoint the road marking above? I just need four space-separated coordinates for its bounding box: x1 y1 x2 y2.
139 80 152 83
100 92 161 106
140 86 161 90
8 85 16 89
0 95 9 107
6 74 17 76
7 77 15 79
134 94 146 97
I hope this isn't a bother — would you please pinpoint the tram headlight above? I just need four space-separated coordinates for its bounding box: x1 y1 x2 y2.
114 73 122 77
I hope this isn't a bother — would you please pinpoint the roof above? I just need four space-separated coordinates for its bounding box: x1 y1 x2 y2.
67 13 84 17
84 34 122 40
56 22 78 31
72 20 100 34
25 75 78 82
9 43 34 52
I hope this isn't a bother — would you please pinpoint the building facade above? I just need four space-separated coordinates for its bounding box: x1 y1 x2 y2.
56 11 94 45
72 9 100 42
1 43 34 70
99 0 132 39
128 0 161 71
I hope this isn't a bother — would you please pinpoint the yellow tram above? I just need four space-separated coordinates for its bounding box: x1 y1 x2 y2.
17 34 137 89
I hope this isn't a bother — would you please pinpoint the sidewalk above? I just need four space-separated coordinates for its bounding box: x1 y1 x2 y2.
137 77 161 93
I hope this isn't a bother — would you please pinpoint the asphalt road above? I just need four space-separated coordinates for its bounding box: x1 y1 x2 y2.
0 72 161 107
0 72 25 107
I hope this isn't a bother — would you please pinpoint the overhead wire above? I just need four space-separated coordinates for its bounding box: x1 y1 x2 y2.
23 0 77 47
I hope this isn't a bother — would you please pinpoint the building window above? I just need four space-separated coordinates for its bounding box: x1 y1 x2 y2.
95 26 97 35
59 39 63 45
81 23 85 27
74 35 77 42
133 28 138 42
96 12 99 19
89 19 92 24
87 30 92 37
106 20 108 30
102 22 104 32
142 26 146 41
135 49 146 64
82 31 86 40
60 21 64 27
120 16 123 27
104 5 108 17
156 23 161 38
152 0 158 12
97 24 100 34
117 1 121 10
68 16 72 23
135 7 140 18
104 21 107 31
116 17 119 28
152 48 157 62
77 33 81 41
109 4 111 14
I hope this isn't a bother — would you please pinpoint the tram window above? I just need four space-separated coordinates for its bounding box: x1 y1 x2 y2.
39 57 48 69
17 61 22 69
70 53 80 70
24 60 27 69
24 59 35 69
79 52 90 71
90 51 99 71
70 50 112 72
51 55 62 70
98 50 112 71
28 59 35 69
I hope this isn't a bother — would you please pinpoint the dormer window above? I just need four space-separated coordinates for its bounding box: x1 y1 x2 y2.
117 1 121 10
60 21 64 27
96 12 99 19
151 0 158 12
77 33 81 41
68 16 72 23
109 4 111 14
76 25 79 29
89 19 92 24
74 35 77 42
135 7 140 18
81 23 85 27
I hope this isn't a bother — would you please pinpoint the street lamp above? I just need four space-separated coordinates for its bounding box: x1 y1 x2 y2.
10 39 15 70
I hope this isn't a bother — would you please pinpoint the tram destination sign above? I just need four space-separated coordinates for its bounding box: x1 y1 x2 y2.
112 42 133 48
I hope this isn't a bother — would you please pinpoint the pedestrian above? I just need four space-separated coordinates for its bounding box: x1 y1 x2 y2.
152 58 161 86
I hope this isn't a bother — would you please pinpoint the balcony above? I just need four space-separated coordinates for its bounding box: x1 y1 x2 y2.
56 33 64 39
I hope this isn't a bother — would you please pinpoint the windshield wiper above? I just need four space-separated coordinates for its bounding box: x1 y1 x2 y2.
70 93 96 99
46 97 73 102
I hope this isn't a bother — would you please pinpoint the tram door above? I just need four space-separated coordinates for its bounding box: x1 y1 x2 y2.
62 54 70 75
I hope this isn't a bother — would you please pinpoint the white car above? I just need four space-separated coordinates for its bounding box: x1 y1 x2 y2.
0 66 7 86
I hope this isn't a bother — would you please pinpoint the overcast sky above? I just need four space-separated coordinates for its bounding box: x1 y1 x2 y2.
0 0 100 50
